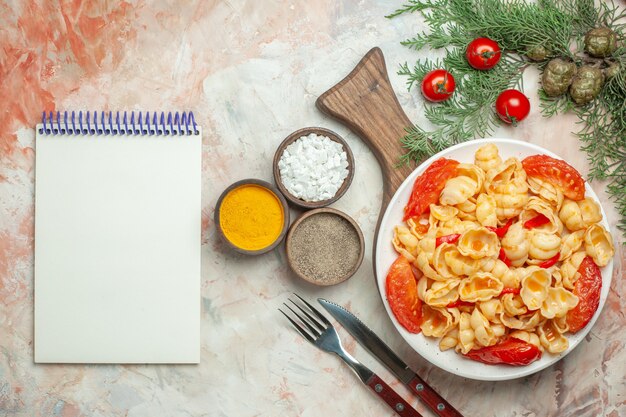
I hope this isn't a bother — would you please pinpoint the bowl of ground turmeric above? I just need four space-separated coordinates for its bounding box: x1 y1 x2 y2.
215 179 290 255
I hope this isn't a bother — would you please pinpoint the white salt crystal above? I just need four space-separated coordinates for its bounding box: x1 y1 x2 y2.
278 133 349 202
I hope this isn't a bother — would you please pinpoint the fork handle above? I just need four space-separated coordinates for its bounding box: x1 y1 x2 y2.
366 374 423 417
407 375 464 417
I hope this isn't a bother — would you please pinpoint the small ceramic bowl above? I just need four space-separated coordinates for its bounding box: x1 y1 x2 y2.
285 207 364 286
273 127 355 209
214 179 289 255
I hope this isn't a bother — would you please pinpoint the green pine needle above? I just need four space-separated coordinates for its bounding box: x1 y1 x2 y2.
389 0 626 238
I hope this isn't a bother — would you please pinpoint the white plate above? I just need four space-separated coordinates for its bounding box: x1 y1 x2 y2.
375 138 614 381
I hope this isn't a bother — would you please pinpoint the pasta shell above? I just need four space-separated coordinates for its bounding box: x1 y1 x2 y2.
457 312 475 354
584 223 615 267
433 243 457 279
421 305 454 337
439 328 459 351
458 227 500 259
444 246 483 276
501 293 528 316
478 298 503 322
560 251 587 290
470 308 497 347
392 226 419 262
440 176 478 206
559 198 602 231
424 280 461 307
415 251 445 282
459 272 504 302
540 287 579 319
528 232 561 261
538 320 569 353
520 268 551 310
474 143 502 174
520 196 563 235
429 204 459 222
407 216 430 240
501 221 530 267
456 163 485 195
475 193 498 227
527 176 564 211
560 230 585 260
499 310 542 331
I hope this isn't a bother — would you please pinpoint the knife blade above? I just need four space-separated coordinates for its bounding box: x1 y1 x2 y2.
318 298 464 417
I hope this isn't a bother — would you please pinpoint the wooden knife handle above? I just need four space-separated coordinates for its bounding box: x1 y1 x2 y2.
316 47 415 213
407 375 464 417
366 374 423 417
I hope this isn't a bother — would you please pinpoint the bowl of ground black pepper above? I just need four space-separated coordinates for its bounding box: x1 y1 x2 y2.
285 207 364 286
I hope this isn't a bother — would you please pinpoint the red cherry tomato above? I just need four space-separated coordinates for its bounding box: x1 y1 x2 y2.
421 69 456 102
522 154 586 201
495 89 530 125
466 37 501 70
386 256 422 333
404 158 459 221
464 337 542 366
538 253 560 269
566 256 602 333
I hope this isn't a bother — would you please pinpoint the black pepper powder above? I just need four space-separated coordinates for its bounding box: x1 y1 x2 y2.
288 213 361 285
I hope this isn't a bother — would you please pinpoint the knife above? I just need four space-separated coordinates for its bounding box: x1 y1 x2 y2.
318 298 464 417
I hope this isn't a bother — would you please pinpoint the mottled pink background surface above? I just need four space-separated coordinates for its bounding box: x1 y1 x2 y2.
1 1 624 416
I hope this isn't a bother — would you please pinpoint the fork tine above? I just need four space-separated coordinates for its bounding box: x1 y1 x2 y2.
288 299 326 332
284 303 321 337
293 293 331 326
279 308 315 344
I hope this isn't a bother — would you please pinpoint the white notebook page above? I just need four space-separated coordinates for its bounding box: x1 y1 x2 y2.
34 128 201 363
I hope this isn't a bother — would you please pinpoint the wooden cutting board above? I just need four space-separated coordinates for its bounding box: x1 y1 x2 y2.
316 47 416 273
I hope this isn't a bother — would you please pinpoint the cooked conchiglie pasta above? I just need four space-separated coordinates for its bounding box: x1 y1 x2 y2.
560 230 585 261
520 268 551 310
459 272 504 302
424 280 461 307
520 196 563 235
474 143 502 174
540 287 579 319
388 144 614 362
392 225 419 262
528 232 561 261
538 320 569 353
444 247 483 276
584 223 615 267
501 221 530 267
560 251 587 290
470 308 497 347
475 193 498 227
458 227 500 259
527 176 564 211
440 175 478 206
421 305 455 337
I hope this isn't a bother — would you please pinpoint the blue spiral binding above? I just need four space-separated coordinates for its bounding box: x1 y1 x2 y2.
39 111 199 136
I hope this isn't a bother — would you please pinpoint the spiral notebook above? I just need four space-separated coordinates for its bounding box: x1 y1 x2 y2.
34 111 201 363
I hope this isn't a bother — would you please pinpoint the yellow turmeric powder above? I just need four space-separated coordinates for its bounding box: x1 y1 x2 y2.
219 184 284 251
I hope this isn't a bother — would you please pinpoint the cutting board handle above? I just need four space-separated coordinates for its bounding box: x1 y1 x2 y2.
316 47 415 212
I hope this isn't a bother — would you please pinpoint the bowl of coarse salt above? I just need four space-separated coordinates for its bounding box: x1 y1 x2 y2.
273 127 354 209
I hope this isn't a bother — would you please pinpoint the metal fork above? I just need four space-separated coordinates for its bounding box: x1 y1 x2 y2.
280 294 423 417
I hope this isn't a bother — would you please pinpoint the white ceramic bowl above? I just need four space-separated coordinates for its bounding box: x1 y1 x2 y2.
375 138 614 381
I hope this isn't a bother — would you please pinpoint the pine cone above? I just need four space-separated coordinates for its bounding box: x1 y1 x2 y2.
584 27 617 58
542 59 577 97
569 66 605 105
526 45 549 61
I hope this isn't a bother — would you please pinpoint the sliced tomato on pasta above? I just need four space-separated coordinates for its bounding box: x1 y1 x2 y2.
404 158 459 221
386 256 422 333
464 337 542 366
566 256 602 333
521 155 585 201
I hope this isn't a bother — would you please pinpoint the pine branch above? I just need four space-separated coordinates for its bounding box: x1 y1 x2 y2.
389 0 626 238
